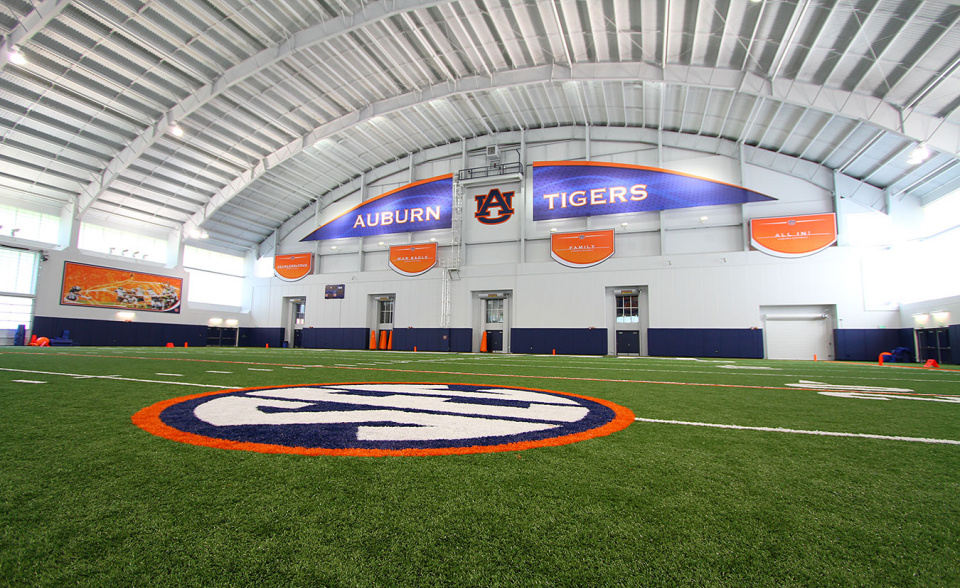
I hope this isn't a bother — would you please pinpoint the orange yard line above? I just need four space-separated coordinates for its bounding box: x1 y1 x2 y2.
3 350 957 398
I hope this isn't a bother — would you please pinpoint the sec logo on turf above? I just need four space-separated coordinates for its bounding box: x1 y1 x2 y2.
133 382 634 456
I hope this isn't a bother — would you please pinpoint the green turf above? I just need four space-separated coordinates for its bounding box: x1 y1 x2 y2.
1 347 958 587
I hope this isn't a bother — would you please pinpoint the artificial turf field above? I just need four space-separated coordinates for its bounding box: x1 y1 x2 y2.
1 346 958 587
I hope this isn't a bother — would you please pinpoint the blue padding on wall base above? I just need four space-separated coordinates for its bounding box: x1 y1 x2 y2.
239 327 284 348
388 328 473 352
301 328 369 350
950 325 959 365
648 328 764 359
834 329 913 362
32 316 208 347
510 328 607 355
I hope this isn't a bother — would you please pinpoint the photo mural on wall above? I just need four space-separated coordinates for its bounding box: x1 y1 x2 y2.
60 262 182 313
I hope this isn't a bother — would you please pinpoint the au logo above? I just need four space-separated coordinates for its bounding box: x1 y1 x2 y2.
133 382 634 456
475 189 515 225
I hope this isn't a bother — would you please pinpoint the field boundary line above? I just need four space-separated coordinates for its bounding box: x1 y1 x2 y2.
0 367 239 389
635 417 960 445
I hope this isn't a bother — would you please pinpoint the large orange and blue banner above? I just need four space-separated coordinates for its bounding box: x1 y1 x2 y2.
301 174 453 241
60 262 182 313
750 213 837 257
532 161 775 221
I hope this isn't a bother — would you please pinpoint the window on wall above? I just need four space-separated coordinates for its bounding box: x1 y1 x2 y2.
78 222 169 263
0 248 38 329
0 203 61 245
616 295 639 323
378 299 394 325
183 246 245 276
183 246 246 307
485 299 504 324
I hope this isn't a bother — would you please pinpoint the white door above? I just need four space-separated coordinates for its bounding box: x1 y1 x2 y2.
765 317 833 360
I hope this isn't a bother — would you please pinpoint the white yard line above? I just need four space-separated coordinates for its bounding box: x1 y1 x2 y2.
635 417 960 445
0 367 239 389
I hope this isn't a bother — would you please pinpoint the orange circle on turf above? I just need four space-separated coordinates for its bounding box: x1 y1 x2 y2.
132 382 635 456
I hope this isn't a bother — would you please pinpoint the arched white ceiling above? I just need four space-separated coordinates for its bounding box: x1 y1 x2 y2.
1 0 959 251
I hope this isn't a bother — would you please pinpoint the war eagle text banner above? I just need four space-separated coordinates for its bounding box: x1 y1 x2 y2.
301 174 453 241
532 162 775 221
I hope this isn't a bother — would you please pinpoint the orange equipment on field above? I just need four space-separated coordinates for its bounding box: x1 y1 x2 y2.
480 331 488 353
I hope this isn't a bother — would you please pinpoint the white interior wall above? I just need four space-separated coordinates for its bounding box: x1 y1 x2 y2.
248 131 909 334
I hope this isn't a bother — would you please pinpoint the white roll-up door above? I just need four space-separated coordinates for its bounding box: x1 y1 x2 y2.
764 316 833 360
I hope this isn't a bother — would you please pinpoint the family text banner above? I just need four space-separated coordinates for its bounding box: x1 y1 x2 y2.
750 213 837 257
388 243 438 276
551 230 615 268
532 162 775 221
274 253 313 281
301 174 453 241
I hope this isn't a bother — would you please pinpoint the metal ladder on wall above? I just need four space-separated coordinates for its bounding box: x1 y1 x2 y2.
440 180 464 329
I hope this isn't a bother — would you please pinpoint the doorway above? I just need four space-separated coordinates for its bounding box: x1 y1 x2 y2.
916 328 951 364
607 286 648 356
476 291 510 352
370 295 395 349
282 297 306 348
762 305 835 360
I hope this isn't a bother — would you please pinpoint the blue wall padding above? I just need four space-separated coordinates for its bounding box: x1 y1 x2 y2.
33 316 207 347
390 328 473 352
833 329 916 362
301 328 370 350
239 327 284 348
510 328 607 355
648 328 764 359
950 325 960 365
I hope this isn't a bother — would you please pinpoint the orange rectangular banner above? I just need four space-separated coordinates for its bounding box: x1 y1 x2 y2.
750 213 837 258
274 253 313 281
550 229 615 268
60 262 182 313
388 243 438 276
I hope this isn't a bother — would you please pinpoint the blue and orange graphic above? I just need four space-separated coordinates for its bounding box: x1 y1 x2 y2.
133 382 635 456
301 174 453 241
533 161 775 221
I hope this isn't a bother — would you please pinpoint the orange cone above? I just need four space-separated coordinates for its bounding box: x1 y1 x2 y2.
184 342 188 347
387 330 393 350
480 331 488 353
166 342 174 348
923 359 940 368
379 330 388 350
369 330 377 350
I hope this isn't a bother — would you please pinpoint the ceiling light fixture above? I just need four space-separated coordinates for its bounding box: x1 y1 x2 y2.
169 121 184 137
907 143 930 165
8 45 26 65
200 231 209 239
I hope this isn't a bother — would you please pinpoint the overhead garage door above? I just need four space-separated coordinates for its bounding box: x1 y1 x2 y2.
765 316 833 360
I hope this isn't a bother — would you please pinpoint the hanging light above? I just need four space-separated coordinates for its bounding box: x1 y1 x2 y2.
8 45 26 66
169 121 184 137
907 143 930 165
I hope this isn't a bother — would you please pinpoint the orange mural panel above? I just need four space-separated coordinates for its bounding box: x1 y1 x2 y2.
750 213 837 257
60 262 182 313
388 243 437 276
550 229 615 268
274 253 313 281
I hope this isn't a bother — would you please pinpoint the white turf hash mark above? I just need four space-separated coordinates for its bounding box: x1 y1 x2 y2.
0 367 238 389
636 418 960 445
12 380 46 384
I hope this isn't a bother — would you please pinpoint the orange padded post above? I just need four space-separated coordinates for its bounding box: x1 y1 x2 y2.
379 330 388 350
387 330 393 350
369 330 377 350
480 331 488 352
878 353 884 366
